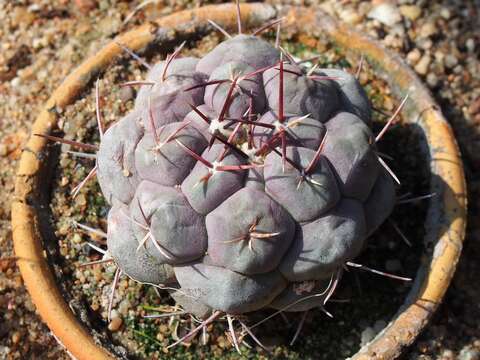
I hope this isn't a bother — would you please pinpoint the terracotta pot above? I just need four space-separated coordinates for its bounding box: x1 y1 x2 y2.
12 3 467 359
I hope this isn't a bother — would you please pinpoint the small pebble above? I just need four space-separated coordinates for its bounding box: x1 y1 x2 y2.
11 332 21 345
319 2 335 16
118 299 131 317
419 22 437 38
0 144 7 157
60 176 69 187
75 193 87 206
72 233 82 244
453 64 462 75
159 324 168 333
108 313 123 332
339 8 363 25
383 34 403 49
75 0 97 14
458 346 480 360
12 7 35 27
98 16 121 36
441 349 455 360
27 3 41 12
415 54 432 75
468 97 480 115
32 37 48 49
466 38 475 53
426 73 439 87
418 38 433 51
368 3 402 27
444 54 459 69
10 77 21 88
434 50 445 63
407 49 422 65
400 5 422 21
440 8 452 20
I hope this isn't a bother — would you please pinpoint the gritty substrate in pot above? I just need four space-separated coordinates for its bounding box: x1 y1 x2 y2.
44 31 430 360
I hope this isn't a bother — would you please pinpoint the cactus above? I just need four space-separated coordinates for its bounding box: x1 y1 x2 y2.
37 6 414 351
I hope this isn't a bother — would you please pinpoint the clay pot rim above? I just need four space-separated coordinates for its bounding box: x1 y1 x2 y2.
12 3 467 360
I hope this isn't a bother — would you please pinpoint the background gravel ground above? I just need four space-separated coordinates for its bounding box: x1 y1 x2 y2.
0 0 479 359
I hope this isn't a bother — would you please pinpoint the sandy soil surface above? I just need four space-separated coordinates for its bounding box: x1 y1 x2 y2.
0 0 479 359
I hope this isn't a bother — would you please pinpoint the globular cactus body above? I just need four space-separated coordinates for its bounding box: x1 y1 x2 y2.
97 32 397 320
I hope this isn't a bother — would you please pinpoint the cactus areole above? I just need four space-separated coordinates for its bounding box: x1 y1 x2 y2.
94 28 404 342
